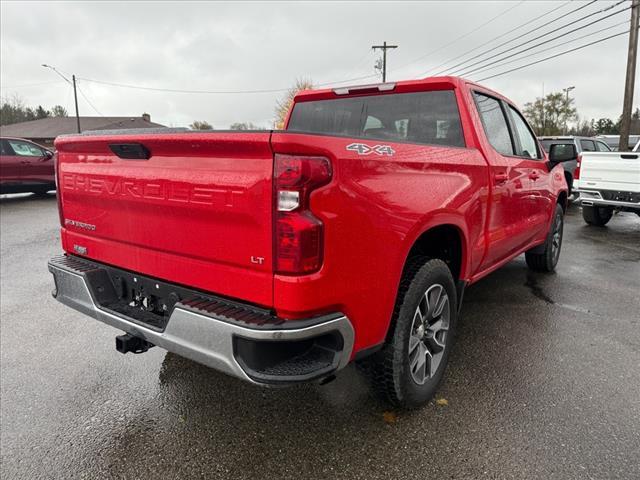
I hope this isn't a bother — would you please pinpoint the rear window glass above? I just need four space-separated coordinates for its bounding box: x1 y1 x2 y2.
580 139 596 152
540 140 573 153
287 90 465 148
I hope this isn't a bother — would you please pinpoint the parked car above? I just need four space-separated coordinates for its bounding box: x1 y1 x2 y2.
48 76 568 407
572 149 640 226
596 134 640 152
538 136 611 197
0 137 55 194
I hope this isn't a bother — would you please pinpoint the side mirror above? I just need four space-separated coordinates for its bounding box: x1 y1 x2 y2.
549 143 577 163
43 150 54 160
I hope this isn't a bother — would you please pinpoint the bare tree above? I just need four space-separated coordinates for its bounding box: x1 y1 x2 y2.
190 120 213 130
229 122 261 130
523 91 577 136
51 105 68 117
274 78 313 129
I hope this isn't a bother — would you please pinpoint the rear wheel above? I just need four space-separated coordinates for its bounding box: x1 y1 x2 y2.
526 204 564 272
358 257 457 408
582 205 612 226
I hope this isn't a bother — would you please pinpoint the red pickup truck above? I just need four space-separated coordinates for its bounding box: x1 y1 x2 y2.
48 77 567 407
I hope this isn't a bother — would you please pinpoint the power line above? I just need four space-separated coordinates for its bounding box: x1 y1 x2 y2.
392 0 526 74
64 81 73 114
476 28 631 82
449 0 630 77
457 6 631 78
416 0 575 78
76 77 289 94
434 0 604 76
76 70 383 95
342 49 376 80
75 82 104 116
464 19 628 77
0 80 65 89
429 0 610 77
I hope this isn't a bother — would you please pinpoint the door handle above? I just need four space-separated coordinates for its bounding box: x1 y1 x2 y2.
528 171 540 181
494 172 508 184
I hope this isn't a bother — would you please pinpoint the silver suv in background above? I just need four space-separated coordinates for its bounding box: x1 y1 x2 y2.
596 135 640 152
538 136 611 197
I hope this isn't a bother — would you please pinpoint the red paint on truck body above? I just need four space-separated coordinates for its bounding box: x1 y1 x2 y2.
54 77 567 358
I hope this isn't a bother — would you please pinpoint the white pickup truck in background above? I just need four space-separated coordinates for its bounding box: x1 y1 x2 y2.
575 150 640 226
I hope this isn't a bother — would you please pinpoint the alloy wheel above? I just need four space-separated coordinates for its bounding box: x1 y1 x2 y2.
408 284 450 385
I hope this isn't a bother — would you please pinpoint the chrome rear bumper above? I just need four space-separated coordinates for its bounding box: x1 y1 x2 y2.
48 255 354 385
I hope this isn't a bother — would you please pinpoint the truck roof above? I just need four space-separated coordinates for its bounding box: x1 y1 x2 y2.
293 76 511 104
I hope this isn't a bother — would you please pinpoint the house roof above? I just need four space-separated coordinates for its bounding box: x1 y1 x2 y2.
0 116 165 139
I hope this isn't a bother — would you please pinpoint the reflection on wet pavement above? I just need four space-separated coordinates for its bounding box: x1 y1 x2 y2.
1 197 639 479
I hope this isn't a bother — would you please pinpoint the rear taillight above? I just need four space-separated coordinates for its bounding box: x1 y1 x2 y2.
574 154 582 180
274 154 332 274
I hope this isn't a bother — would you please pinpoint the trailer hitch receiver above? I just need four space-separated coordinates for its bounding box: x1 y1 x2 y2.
115 333 154 354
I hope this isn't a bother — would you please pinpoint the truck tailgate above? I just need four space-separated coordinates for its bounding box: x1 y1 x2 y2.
55 131 274 307
579 152 640 192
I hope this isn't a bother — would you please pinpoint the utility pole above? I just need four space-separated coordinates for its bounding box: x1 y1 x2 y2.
619 0 639 151
42 64 81 133
372 41 398 83
562 86 575 135
72 75 80 133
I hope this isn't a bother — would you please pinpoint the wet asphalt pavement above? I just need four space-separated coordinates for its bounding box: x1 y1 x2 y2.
1 193 639 480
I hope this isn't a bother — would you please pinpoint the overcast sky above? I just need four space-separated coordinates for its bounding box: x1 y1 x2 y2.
0 0 635 128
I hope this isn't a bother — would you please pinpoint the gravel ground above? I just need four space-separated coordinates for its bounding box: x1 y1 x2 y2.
1 193 639 479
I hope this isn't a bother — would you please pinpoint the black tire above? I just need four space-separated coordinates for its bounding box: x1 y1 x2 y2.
582 205 613 226
358 257 457 408
564 172 573 197
525 204 564 272
31 187 51 196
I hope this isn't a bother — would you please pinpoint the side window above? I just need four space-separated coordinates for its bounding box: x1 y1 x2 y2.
7 140 43 157
596 141 611 152
0 140 12 156
507 105 540 159
474 92 514 156
580 139 596 152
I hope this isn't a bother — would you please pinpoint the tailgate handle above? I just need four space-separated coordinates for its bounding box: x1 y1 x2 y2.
109 143 151 160
620 154 637 160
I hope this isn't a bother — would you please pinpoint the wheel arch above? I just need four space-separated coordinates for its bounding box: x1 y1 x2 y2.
379 221 468 347
557 189 568 213
401 223 468 282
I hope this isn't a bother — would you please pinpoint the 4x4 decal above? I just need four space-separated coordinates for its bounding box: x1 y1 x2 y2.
346 143 395 156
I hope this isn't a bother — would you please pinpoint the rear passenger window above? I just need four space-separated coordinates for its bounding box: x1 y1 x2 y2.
474 93 514 156
596 141 611 152
507 105 540 159
287 90 465 148
580 140 596 152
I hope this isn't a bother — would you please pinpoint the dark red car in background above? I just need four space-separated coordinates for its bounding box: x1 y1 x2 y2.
0 137 56 194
